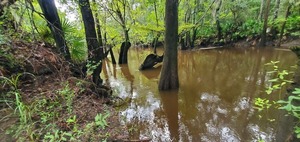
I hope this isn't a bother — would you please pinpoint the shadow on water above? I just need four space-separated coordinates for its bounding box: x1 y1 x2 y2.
102 47 298 141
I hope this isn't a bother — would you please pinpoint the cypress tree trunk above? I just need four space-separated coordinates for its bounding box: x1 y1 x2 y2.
158 0 179 90
38 0 71 60
79 0 104 85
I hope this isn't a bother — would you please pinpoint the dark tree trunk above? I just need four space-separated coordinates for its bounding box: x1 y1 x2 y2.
110 47 116 64
215 0 222 41
118 41 131 64
258 0 271 47
158 0 179 90
191 27 197 48
38 0 71 60
153 36 159 54
79 0 104 85
185 31 191 48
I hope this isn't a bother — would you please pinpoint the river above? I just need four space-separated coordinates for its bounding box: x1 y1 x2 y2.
102 47 298 142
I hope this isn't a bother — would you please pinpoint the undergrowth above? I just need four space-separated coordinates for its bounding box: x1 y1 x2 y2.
1 75 111 141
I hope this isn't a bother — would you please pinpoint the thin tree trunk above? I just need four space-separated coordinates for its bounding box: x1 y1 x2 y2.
158 0 179 90
259 0 271 47
79 0 104 85
258 0 265 21
271 0 281 37
110 48 116 64
93 4 103 47
278 4 292 46
115 6 131 64
153 1 159 54
191 0 200 48
38 0 71 60
273 0 281 23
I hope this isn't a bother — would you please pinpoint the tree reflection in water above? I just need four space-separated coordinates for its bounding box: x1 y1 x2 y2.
102 47 298 141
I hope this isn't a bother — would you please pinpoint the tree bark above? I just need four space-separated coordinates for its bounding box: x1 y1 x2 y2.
38 0 71 60
258 0 271 47
158 0 179 90
78 0 104 85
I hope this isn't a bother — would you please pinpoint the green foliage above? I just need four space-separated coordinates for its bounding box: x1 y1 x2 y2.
235 20 262 39
254 60 300 139
277 88 300 138
278 88 300 117
0 73 34 124
86 60 102 76
254 61 294 111
43 126 76 142
94 112 110 129
254 98 272 111
286 15 300 36
58 83 75 114
0 33 10 45
32 98 60 123
264 61 294 96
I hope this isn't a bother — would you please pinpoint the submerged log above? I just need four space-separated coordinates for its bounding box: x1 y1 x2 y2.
139 54 163 70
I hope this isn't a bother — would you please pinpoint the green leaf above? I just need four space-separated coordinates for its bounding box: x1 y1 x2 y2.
292 88 300 95
266 87 273 95
279 104 292 111
281 82 286 86
268 78 278 82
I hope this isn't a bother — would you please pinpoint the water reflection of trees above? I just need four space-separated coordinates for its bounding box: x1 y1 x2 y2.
103 48 298 141
177 48 297 141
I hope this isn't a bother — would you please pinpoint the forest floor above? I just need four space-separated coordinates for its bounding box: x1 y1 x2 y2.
0 37 299 142
0 41 131 141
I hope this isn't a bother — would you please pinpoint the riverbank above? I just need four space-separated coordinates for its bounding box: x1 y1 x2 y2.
0 41 129 141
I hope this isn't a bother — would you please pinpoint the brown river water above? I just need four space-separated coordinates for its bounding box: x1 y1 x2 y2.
102 47 298 142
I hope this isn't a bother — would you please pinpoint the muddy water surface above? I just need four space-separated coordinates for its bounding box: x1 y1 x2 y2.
102 47 298 141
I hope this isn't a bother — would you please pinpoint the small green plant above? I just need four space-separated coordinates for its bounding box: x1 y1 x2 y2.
66 115 81 133
86 60 102 76
0 73 34 124
264 61 294 96
277 88 300 138
254 98 272 111
255 60 300 139
94 112 110 129
254 61 294 111
44 128 75 142
58 83 75 114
